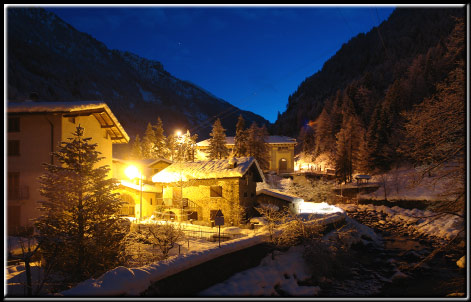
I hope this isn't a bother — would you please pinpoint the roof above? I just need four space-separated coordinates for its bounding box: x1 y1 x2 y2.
355 175 371 179
256 189 304 203
152 156 265 183
118 180 161 193
196 136 297 147
8 101 129 144
113 157 173 167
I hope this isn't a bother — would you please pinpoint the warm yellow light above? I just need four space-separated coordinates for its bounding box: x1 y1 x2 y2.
125 165 140 180
175 130 182 137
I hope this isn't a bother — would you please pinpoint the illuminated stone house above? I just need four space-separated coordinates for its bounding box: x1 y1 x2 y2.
196 136 297 173
112 158 172 219
151 157 265 225
7 101 129 234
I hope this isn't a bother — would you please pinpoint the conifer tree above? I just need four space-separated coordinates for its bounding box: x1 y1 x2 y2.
234 115 248 157
246 122 270 170
152 117 168 159
167 134 176 161
142 122 157 159
36 125 126 282
255 124 270 170
130 134 143 160
208 118 229 160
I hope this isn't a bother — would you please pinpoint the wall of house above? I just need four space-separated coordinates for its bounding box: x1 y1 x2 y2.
160 177 258 225
62 114 113 175
7 114 62 231
116 186 160 219
269 143 295 173
7 113 116 232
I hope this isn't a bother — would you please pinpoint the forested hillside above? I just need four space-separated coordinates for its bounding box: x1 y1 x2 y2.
273 7 465 176
7 7 269 157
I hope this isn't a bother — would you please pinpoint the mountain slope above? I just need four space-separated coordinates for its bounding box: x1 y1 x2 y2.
7 7 269 156
273 7 464 138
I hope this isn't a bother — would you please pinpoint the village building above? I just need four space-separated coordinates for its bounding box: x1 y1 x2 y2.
112 157 172 219
7 101 129 234
196 136 297 174
151 157 265 226
256 188 304 214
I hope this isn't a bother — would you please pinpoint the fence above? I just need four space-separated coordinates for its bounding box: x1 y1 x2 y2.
181 229 246 242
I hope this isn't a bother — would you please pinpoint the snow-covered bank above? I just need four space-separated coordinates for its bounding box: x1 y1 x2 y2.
60 232 267 296
199 213 381 297
338 203 464 241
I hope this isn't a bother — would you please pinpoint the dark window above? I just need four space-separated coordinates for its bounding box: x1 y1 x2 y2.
8 172 20 200
210 186 222 198
251 192 255 197
244 192 248 197
8 140 20 156
150 198 153 205
8 117 20 132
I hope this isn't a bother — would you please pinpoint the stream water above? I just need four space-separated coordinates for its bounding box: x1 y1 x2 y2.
315 212 466 298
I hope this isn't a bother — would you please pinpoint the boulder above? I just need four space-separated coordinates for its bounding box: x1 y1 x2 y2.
456 256 465 269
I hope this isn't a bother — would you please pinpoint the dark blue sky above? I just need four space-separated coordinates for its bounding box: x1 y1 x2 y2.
46 5 395 123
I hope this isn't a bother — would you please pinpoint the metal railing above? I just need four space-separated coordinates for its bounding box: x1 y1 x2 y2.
181 229 246 242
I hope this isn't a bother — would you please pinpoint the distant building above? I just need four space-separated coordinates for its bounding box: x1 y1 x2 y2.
151 157 265 225
256 188 304 214
7 101 129 234
196 136 297 173
112 157 172 219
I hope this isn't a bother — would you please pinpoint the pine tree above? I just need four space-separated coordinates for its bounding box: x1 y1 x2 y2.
208 118 229 160
246 122 270 170
35 125 126 282
255 124 270 170
142 122 157 159
167 134 176 161
234 115 248 157
130 134 143 160
152 117 168 159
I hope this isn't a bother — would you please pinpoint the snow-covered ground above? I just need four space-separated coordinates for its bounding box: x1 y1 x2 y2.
338 203 464 241
199 214 381 297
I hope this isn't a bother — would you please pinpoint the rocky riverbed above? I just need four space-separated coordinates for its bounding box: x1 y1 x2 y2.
315 205 466 297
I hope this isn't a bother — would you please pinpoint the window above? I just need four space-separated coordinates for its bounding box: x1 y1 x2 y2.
244 192 248 197
278 146 289 152
150 198 153 205
210 186 222 198
8 140 20 156
8 117 20 132
8 172 20 200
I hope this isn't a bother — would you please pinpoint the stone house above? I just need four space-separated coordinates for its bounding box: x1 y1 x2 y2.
7 101 129 234
196 136 297 173
151 157 265 225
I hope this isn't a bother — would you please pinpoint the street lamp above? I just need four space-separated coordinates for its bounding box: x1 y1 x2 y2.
125 164 143 221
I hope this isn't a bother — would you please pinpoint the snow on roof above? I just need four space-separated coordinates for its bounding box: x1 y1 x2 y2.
8 101 130 143
119 180 161 193
113 157 173 167
152 157 265 183
256 188 304 203
196 136 297 147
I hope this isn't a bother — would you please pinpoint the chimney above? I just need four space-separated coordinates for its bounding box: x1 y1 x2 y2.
227 157 237 169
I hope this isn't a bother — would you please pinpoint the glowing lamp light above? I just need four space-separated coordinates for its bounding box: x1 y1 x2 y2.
125 165 140 179
175 130 182 137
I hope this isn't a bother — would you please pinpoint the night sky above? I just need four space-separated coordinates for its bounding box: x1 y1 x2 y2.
45 5 395 123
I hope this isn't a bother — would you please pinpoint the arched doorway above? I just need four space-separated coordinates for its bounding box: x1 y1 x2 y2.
119 193 135 217
279 158 288 171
